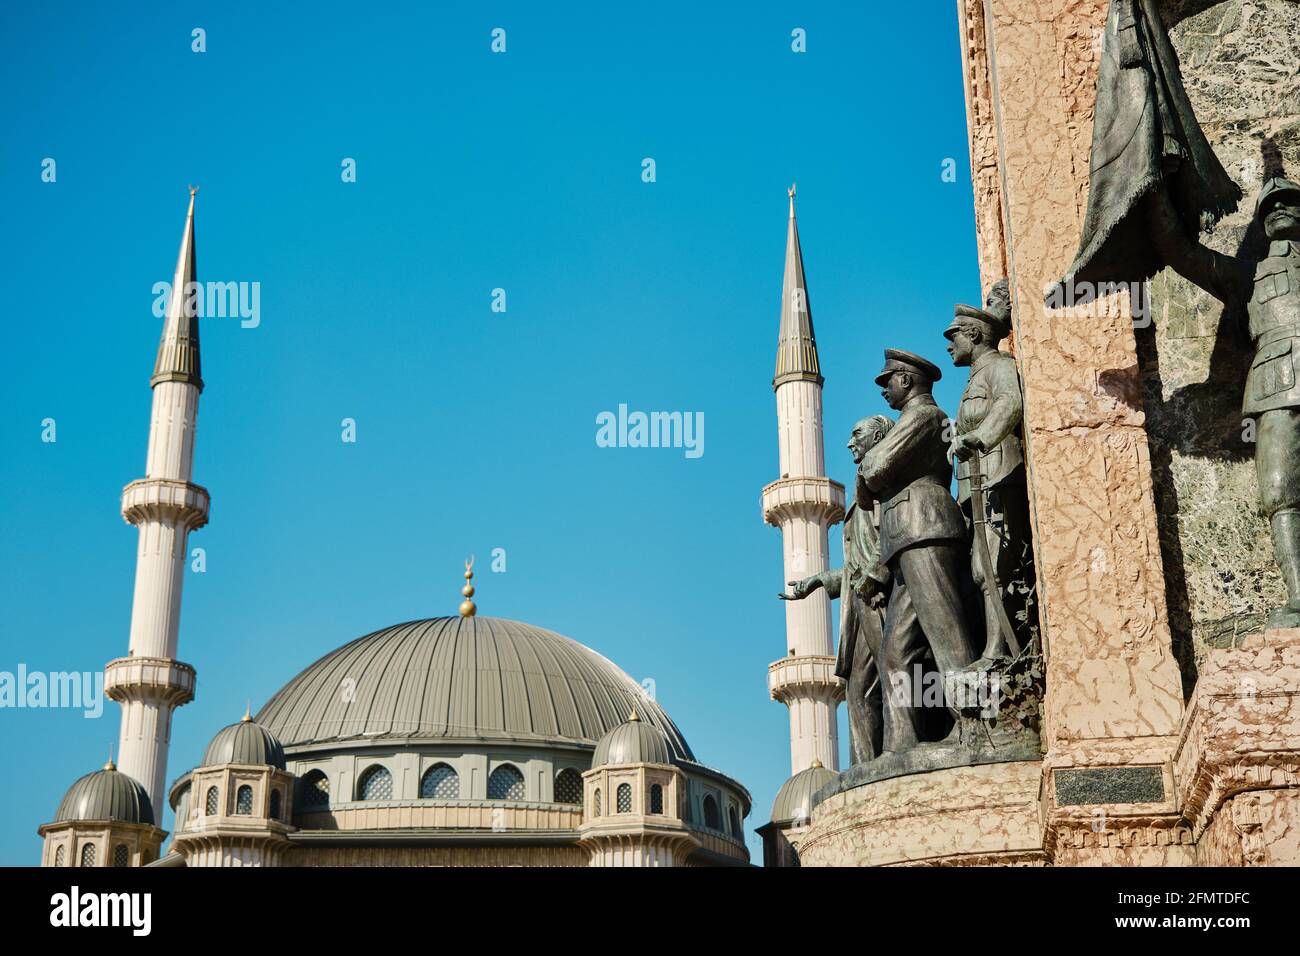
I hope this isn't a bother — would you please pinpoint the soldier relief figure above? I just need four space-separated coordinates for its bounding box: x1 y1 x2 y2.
946 279 1037 665
1060 0 1300 630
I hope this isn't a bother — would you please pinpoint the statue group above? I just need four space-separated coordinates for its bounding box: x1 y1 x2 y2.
781 282 1040 770
785 0 1300 776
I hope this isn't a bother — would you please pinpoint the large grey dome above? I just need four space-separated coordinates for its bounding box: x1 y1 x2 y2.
203 717 286 769
55 764 154 826
256 617 694 760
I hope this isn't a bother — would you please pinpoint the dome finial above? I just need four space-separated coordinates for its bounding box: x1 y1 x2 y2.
104 743 115 771
627 708 640 722
810 757 823 769
242 700 252 722
459 556 477 617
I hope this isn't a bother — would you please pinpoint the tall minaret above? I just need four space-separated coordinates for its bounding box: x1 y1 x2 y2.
104 188 208 817
761 185 845 774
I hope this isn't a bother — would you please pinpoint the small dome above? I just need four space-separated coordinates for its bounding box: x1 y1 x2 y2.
592 712 672 767
203 715 286 769
54 763 154 826
770 760 837 826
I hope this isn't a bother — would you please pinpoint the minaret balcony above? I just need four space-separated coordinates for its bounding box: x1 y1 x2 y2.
761 476 845 527
768 655 845 704
104 656 196 707
121 478 210 530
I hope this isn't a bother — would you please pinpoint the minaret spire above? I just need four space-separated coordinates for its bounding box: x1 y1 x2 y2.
152 186 202 390
104 189 210 820
761 186 845 774
774 183 822 389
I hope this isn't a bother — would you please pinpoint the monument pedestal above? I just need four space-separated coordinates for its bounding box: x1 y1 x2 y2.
1176 628 1300 866
797 759 1044 867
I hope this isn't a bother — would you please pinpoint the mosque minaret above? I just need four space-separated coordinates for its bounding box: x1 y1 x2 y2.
104 188 208 818
762 187 846 775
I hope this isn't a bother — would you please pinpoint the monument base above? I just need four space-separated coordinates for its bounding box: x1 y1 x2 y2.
1176 628 1300 866
797 758 1044 867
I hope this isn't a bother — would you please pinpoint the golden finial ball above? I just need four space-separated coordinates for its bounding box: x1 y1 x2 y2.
459 599 476 617
462 583 475 597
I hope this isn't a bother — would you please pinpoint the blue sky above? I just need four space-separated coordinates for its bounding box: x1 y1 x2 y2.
0 1 979 863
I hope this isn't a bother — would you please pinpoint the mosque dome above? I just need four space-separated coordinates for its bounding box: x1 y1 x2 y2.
770 760 838 826
203 715 287 769
255 616 694 760
54 762 155 826
592 711 673 767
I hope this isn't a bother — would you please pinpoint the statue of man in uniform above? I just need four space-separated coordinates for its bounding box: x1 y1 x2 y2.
780 415 894 765
945 279 1036 664
1144 177 1300 628
1055 0 1300 629
860 350 978 754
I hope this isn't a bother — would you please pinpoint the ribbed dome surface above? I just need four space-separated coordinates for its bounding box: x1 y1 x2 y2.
771 763 838 825
256 617 694 760
203 718 286 769
593 717 673 767
55 767 154 826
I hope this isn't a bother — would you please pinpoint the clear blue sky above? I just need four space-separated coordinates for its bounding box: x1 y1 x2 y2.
0 1 979 863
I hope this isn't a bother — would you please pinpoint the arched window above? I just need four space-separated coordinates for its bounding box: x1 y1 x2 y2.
269 789 282 820
554 768 582 804
649 783 664 814
420 763 460 799
728 805 742 838
80 843 96 867
593 788 602 816
113 844 130 868
487 764 525 800
205 785 219 815
703 794 721 830
235 785 254 815
301 770 330 810
141 849 153 865
616 783 632 813
54 845 65 867
358 765 393 801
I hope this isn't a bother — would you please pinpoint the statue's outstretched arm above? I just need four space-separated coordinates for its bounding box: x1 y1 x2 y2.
1143 186 1250 304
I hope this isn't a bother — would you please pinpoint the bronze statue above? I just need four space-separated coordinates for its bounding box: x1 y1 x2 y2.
945 280 1036 663
1060 0 1300 629
860 349 978 754
780 416 893 765
1144 179 1300 628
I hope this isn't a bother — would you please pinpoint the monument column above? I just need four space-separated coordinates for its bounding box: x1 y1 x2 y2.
957 0 1189 862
